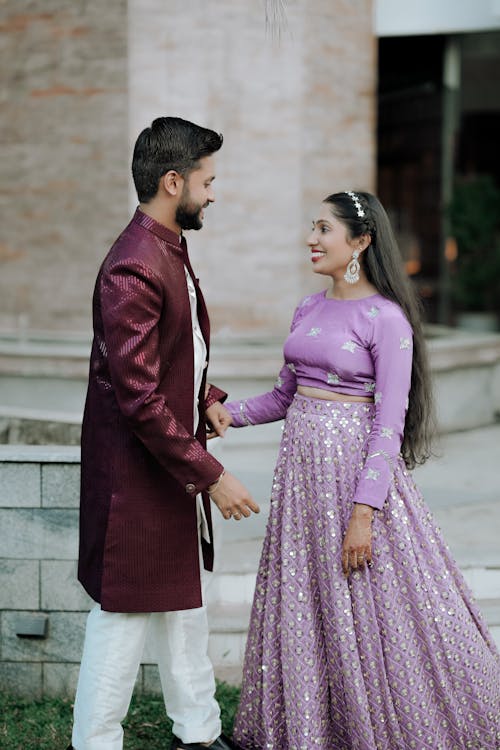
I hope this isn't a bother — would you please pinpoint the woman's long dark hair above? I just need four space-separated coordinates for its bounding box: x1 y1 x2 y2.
324 191 436 468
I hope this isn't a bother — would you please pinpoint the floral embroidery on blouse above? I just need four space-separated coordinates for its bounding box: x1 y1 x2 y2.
287 363 296 373
275 376 283 387
307 327 322 337
374 392 382 405
327 372 340 385
366 468 380 481
381 427 394 438
342 340 357 353
367 306 380 318
364 381 376 392
400 337 411 350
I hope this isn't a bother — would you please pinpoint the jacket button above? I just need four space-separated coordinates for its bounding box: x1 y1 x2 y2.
185 483 196 494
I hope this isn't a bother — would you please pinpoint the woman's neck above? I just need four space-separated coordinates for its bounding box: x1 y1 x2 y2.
326 276 378 300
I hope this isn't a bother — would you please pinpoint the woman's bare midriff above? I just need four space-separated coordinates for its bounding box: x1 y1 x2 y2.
297 385 374 403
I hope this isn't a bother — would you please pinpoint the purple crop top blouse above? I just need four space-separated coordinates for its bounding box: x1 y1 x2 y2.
225 290 414 510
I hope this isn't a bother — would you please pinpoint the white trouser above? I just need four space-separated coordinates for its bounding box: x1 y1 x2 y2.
72 599 221 750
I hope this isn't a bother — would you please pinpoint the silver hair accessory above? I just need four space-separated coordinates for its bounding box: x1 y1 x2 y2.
345 191 365 218
344 250 361 284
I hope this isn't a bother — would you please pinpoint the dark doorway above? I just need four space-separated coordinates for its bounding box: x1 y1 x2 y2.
377 31 500 324
377 35 445 321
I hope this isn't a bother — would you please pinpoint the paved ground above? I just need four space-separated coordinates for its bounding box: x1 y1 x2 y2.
414 423 500 568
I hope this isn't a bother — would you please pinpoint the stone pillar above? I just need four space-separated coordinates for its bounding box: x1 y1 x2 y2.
128 0 376 340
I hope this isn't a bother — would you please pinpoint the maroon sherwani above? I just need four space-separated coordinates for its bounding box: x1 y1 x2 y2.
78 208 225 612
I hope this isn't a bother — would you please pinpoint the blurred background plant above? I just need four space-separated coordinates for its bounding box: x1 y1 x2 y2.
448 175 500 326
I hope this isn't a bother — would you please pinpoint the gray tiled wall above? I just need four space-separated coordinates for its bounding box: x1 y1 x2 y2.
0 447 157 698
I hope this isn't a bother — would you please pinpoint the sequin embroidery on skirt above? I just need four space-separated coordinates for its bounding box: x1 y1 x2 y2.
233 395 500 750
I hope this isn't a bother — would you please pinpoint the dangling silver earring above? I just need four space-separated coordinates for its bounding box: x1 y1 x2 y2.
344 250 360 284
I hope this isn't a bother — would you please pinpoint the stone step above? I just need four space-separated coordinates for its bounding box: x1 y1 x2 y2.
210 539 500 598
478 599 500 627
213 538 263 574
208 603 251 684
207 538 260 606
207 572 257 606
462 567 500 601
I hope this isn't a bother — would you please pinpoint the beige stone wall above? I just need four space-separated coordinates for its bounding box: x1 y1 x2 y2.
129 0 376 339
0 0 375 339
0 0 129 332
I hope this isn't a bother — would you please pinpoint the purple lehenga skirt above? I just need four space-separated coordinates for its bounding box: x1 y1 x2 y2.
233 395 500 750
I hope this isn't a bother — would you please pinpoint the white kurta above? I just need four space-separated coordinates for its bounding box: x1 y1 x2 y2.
185 267 211 543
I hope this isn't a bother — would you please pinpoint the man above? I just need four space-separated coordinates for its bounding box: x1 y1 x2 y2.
69 117 259 750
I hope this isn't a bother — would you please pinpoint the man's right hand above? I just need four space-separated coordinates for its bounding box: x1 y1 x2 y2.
208 471 260 520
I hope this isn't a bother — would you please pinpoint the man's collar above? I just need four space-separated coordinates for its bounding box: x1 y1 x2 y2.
132 207 186 252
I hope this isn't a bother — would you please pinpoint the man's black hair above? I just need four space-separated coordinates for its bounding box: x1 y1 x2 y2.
132 117 223 203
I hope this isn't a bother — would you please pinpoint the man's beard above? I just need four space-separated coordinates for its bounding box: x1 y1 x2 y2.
175 185 205 231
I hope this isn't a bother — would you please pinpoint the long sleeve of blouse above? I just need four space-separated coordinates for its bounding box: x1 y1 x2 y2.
351 307 413 509
224 309 302 427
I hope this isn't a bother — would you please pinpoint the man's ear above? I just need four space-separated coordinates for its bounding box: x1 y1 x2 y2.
161 170 183 197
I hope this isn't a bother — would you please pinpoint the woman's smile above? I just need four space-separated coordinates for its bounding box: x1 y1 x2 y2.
310 248 326 263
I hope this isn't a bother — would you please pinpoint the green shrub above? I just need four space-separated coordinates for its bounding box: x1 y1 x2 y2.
448 175 500 313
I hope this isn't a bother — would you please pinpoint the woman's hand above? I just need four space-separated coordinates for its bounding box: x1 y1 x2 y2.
206 402 233 439
342 503 374 577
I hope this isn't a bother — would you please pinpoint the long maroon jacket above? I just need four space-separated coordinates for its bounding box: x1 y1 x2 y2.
78 208 226 612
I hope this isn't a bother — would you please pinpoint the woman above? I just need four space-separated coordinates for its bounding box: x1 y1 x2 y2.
213 191 500 749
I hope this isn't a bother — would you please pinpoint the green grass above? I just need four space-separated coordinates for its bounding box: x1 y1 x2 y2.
0 681 241 750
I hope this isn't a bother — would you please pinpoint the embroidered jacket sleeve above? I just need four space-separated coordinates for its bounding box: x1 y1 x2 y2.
225 306 304 427
205 383 227 410
352 308 413 510
100 259 224 491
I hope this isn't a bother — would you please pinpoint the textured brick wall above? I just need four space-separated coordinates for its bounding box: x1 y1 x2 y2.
1 0 375 339
0 0 129 333
129 0 376 339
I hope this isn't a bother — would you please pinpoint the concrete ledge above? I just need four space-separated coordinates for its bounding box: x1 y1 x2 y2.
427 329 500 370
1 327 500 436
0 445 80 463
